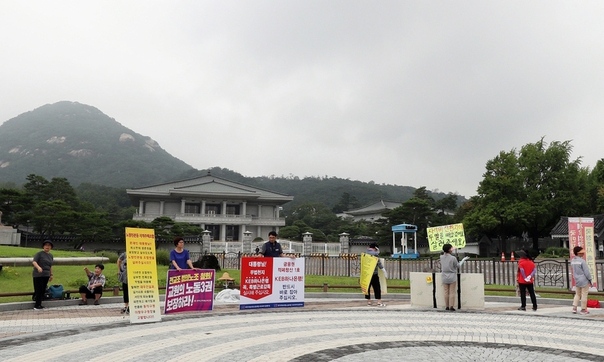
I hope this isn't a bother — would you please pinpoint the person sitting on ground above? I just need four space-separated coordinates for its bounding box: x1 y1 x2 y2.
79 264 106 305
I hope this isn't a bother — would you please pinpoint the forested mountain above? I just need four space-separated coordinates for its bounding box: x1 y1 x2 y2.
0 101 194 188
178 167 463 212
0 102 463 212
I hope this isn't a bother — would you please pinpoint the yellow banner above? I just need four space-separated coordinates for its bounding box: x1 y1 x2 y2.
359 253 378 294
427 223 466 252
125 227 162 324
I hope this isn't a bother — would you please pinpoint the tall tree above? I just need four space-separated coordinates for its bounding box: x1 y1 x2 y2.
463 138 590 251
331 192 360 213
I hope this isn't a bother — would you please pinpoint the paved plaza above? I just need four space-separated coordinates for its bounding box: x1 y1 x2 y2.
1 296 603 361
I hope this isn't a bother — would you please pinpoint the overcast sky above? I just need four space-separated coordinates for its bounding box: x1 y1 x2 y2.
2 1 603 197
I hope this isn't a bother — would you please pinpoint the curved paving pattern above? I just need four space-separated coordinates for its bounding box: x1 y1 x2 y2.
1 304 603 362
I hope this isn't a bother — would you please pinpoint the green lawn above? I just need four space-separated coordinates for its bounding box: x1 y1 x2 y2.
0 245 588 304
0 245 99 258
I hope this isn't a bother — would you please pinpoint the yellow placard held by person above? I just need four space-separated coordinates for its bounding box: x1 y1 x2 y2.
359 253 378 294
427 223 466 252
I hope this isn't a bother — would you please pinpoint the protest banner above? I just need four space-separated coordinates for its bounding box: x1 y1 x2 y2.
568 217 598 290
359 253 378 294
164 269 215 314
240 257 304 310
427 223 466 252
125 227 161 324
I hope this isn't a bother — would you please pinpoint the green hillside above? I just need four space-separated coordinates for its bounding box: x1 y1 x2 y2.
0 101 193 187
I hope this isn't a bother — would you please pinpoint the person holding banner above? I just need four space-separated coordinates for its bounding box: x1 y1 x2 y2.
364 243 387 307
571 246 592 315
117 252 129 314
170 237 196 270
440 243 469 311
260 231 285 257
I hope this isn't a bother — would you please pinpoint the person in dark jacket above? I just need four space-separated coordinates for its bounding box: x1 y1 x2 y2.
260 231 284 257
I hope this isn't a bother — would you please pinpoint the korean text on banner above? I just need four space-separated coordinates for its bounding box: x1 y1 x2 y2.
125 227 162 324
164 269 215 314
240 257 305 310
359 253 378 294
568 217 598 290
427 223 466 252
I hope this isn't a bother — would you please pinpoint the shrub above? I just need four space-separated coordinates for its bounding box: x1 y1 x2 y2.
95 251 119 263
541 247 569 258
156 249 171 266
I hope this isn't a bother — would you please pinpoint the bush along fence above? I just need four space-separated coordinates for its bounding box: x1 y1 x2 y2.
202 252 604 292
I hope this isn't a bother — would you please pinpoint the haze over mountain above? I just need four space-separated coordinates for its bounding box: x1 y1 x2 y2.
0 102 462 210
0 101 194 188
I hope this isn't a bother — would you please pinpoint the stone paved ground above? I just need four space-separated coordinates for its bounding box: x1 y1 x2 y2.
1 298 603 361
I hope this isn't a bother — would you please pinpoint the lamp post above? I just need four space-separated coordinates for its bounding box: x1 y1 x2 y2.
202 230 211 254
243 230 252 254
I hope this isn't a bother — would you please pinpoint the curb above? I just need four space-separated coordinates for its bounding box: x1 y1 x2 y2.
0 292 572 312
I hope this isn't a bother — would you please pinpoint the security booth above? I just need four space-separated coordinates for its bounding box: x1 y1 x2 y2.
391 223 419 259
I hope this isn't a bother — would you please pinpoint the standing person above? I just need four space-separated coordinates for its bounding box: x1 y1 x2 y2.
516 250 538 311
364 243 387 307
571 246 593 315
260 231 284 257
32 240 54 310
440 243 460 311
117 252 129 314
78 264 106 305
170 236 196 270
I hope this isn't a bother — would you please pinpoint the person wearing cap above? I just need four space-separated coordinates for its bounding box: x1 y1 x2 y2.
516 249 538 311
571 246 592 315
364 243 387 307
32 240 54 310
78 264 106 305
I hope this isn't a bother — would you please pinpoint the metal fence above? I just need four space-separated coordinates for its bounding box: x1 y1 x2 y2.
201 253 604 291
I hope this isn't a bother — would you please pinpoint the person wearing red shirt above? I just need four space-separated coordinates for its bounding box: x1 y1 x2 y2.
516 250 538 311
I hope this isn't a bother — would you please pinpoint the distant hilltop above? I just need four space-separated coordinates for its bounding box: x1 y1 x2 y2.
0 101 193 188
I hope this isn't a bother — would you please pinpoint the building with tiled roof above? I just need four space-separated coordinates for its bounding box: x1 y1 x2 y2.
127 172 293 242
550 215 604 252
338 200 402 222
